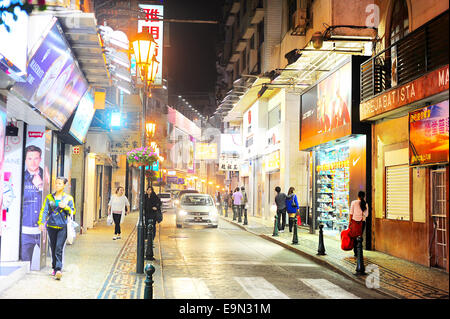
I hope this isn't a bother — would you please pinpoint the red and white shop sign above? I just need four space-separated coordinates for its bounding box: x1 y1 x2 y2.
360 64 449 121
138 3 164 86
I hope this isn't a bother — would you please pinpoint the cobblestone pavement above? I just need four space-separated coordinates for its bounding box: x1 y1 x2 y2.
219 211 449 300
2 209 448 300
0 211 161 299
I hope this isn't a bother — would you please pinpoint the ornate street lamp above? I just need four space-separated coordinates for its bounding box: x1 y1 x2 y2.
146 122 156 138
132 31 159 274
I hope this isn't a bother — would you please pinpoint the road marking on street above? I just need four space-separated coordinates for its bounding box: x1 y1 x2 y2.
163 260 319 267
171 277 214 299
234 277 290 299
299 278 360 299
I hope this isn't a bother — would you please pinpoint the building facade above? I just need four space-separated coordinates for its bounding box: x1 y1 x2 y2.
359 1 449 271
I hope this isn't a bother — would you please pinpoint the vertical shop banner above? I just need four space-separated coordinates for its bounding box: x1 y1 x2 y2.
409 101 449 165
300 62 352 150
349 135 367 206
1 121 24 261
188 137 195 173
0 107 6 258
21 125 49 270
138 3 164 86
12 18 88 129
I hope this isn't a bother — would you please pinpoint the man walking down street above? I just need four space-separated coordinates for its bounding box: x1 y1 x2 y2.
241 186 248 225
274 187 287 232
232 187 243 222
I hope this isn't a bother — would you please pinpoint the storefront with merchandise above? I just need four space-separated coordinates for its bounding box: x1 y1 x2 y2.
299 56 371 242
360 63 449 270
0 16 90 271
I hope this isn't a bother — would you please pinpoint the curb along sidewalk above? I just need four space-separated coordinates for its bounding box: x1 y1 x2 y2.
220 212 449 300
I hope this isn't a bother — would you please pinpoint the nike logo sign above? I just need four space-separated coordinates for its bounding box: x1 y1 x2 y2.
353 157 360 166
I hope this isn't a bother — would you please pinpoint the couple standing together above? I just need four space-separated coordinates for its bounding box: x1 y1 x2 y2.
274 187 299 232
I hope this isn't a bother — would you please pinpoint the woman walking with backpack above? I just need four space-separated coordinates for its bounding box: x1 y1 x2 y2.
286 187 299 232
38 177 75 280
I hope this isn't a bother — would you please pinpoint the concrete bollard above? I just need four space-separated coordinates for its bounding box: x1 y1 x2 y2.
292 219 299 245
144 264 155 299
243 207 248 225
317 224 326 255
145 219 155 261
355 236 366 275
272 214 279 237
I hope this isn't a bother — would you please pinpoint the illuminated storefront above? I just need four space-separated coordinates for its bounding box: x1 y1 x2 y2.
300 56 372 240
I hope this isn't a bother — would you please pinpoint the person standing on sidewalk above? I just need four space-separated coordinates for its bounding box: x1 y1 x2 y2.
241 186 248 224
274 187 287 232
232 187 243 221
37 177 75 280
286 187 299 232
223 191 229 215
144 186 161 241
348 191 369 256
107 186 130 240
216 192 223 215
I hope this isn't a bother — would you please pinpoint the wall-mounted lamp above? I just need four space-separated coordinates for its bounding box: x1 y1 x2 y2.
285 49 303 64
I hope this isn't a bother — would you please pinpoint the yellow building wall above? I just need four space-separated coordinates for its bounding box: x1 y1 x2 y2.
373 115 409 219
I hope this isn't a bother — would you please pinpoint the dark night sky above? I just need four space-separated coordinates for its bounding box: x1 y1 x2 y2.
165 0 223 98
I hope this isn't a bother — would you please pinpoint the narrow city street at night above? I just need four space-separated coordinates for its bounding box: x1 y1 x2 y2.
0 0 448 310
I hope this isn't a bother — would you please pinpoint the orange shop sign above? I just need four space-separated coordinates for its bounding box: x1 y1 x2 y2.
316 160 349 172
360 65 449 121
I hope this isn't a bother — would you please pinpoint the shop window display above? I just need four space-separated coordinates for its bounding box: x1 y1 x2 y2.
316 143 350 235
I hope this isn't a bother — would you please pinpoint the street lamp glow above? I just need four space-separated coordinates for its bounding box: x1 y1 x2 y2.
132 32 157 85
145 122 156 137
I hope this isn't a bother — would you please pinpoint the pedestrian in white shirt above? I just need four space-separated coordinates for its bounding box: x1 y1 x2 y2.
108 186 130 240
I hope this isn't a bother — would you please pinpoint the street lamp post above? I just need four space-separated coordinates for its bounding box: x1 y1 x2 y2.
132 31 159 274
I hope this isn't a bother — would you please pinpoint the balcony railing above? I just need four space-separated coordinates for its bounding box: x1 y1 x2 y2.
360 10 449 102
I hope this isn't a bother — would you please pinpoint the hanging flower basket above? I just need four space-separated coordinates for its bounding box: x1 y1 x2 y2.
126 146 159 167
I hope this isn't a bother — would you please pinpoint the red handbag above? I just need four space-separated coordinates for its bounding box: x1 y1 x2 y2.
297 215 302 226
341 228 354 251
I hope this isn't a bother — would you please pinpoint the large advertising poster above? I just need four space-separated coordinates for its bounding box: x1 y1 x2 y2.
409 101 449 165
0 107 6 217
0 107 6 256
69 90 96 143
0 0 28 81
300 62 352 150
21 125 50 270
12 18 88 129
1 121 24 261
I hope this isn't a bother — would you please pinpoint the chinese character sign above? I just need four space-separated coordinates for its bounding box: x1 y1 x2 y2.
138 4 163 86
409 101 449 165
219 154 240 171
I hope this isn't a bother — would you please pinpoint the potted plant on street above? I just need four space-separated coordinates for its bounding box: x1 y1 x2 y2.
126 146 159 167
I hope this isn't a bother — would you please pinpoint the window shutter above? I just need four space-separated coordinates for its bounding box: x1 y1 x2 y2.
386 165 410 220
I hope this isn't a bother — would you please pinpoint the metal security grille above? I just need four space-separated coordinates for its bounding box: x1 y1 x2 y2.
431 170 448 269
386 165 410 220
